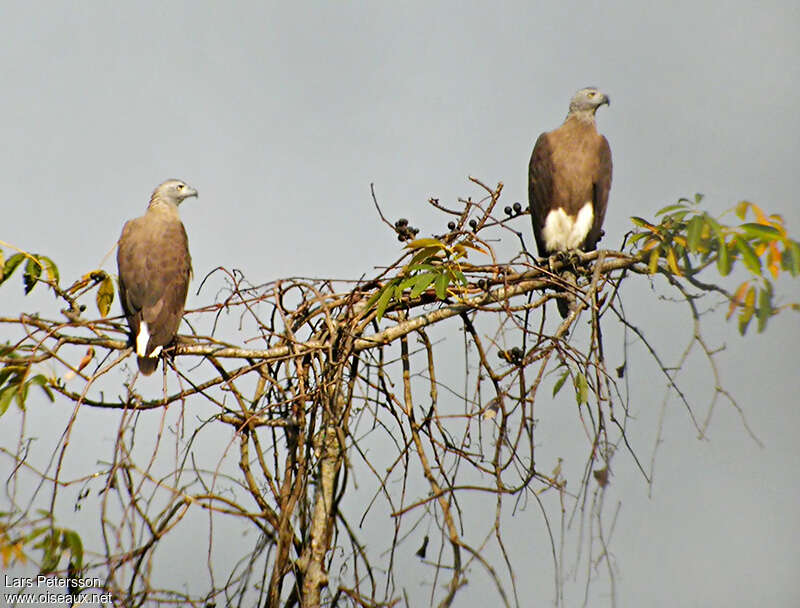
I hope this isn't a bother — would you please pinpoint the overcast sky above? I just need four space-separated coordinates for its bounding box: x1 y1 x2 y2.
1 2 798 607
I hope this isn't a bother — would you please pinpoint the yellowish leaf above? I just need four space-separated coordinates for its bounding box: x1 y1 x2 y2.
405 238 443 250
734 200 750 220
458 240 488 254
96 275 115 317
642 238 660 252
767 242 781 279
768 213 786 231
1 542 9 568
648 248 660 274
12 541 25 564
727 281 749 320
750 202 768 224
77 347 95 372
744 285 756 309
738 286 757 335
666 247 681 276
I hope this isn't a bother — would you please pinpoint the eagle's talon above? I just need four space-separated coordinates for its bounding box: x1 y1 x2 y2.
567 250 582 268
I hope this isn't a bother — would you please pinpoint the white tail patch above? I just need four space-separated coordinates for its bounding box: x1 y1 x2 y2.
136 322 150 357
542 202 594 252
136 323 163 359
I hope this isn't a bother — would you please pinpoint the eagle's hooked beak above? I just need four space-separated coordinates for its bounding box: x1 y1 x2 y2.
600 94 610 107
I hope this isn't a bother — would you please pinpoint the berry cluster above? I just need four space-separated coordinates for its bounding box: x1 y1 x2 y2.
395 218 420 242
503 202 525 217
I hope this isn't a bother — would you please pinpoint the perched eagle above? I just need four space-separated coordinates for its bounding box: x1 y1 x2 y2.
117 179 196 375
528 87 612 317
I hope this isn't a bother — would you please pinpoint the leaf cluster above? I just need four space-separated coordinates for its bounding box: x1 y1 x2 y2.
0 346 55 418
551 365 590 406
0 511 82 574
366 236 486 320
1 245 115 318
0 249 59 295
630 196 800 334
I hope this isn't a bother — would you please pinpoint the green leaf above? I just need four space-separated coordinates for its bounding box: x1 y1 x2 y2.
409 272 437 298
705 215 723 239
364 284 386 312
630 216 655 230
23 257 42 294
397 275 420 293
552 370 568 397
408 246 442 269
62 530 83 569
375 283 396 321
738 223 780 241
24 526 50 543
686 215 704 252
0 368 13 389
655 203 688 217
681 248 693 273
1 253 26 286
39 532 61 574
405 262 436 274
756 285 773 333
733 236 761 275
451 268 467 286
16 380 28 410
96 275 115 317
716 238 732 276
664 209 690 223
574 372 589 405
434 272 449 300
694 193 704 205
0 384 17 417
38 255 60 285
628 232 648 246
29 374 55 402
782 241 800 276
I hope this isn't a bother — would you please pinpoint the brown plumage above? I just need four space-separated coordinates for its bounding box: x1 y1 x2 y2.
117 179 196 375
529 87 612 316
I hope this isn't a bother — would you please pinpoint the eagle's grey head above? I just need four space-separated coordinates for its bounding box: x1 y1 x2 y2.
150 179 198 207
568 87 610 116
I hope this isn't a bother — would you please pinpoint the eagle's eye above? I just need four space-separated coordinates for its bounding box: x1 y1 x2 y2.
587 91 596 97
177 184 184 190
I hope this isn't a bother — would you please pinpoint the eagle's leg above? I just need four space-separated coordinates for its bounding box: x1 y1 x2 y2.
566 250 583 268
544 250 571 274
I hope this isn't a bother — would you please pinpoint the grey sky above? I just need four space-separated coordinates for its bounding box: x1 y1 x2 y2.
1 2 798 606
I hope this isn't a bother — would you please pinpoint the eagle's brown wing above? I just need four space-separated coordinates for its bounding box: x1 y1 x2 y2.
528 132 554 257
584 134 612 251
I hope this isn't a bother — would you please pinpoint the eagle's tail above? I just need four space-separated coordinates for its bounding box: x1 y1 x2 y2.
556 270 577 318
557 296 570 319
137 356 159 376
